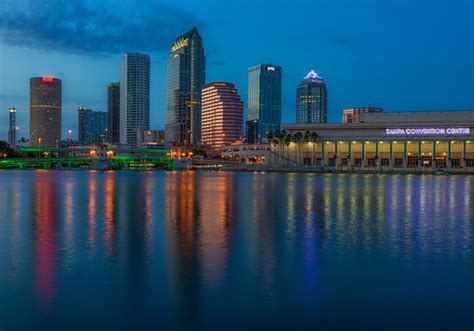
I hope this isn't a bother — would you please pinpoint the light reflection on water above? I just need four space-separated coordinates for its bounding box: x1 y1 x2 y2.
0 170 473 330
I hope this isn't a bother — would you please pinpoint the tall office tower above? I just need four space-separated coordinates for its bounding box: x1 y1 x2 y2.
166 27 206 146
120 53 150 148
248 64 282 141
30 77 62 147
107 82 120 143
342 107 383 124
201 82 243 150
296 70 328 124
78 106 108 144
8 107 16 147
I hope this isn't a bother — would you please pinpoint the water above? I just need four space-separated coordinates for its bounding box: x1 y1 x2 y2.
0 170 473 330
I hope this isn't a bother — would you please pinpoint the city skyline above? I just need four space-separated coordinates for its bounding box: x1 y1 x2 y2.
0 0 473 141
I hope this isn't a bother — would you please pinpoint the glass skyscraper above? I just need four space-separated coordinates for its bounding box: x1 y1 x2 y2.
166 27 205 146
247 64 282 140
296 70 328 124
120 53 150 148
78 106 108 144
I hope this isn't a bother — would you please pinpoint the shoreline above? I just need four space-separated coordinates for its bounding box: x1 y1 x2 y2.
218 164 474 175
1 168 471 176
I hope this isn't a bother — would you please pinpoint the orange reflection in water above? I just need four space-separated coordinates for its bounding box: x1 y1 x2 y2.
199 175 233 284
87 172 97 254
104 173 116 257
165 172 232 292
33 175 58 314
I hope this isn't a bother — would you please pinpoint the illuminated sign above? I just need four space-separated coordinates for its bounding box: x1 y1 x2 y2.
42 76 54 82
386 128 471 135
304 70 323 81
266 66 276 71
171 37 188 52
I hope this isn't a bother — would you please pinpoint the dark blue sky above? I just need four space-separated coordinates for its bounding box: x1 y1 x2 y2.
1 0 473 140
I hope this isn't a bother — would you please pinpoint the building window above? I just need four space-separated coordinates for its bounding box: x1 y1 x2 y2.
368 158 376 167
451 159 461 168
407 156 418 168
436 158 446 168
341 158 348 166
381 158 389 167
466 159 474 167
421 157 432 167
394 158 403 167
303 157 311 165
354 158 362 167
315 158 322 166
328 158 335 166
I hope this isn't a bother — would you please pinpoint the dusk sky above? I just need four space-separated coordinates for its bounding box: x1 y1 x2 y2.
0 0 473 140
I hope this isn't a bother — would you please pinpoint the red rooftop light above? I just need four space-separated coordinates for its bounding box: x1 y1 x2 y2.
42 76 54 82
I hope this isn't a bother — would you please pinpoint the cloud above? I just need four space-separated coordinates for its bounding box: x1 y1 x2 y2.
0 0 201 55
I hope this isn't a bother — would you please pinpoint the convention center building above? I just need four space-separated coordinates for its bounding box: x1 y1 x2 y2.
275 110 474 172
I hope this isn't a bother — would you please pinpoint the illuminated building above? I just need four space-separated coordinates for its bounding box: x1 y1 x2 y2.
248 64 281 140
224 110 474 172
296 70 327 124
201 82 243 150
78 106 108 144
120 53 150 148
107 82 120 143
30 77 62 147
342 107 383 124
279 110 474 171
8 107 16 147
166 27 206 146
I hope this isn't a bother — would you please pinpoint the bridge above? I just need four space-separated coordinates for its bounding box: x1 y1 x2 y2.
0 146 177 170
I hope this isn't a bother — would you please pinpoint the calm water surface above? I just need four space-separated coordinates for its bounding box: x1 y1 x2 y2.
0 170 473 330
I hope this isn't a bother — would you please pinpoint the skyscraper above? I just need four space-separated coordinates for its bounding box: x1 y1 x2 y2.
30 77 62 147
166 27 206 146
120 53 150 148
8 107 16 147
107 82 120 143
248 64 282 140
78 106 108 144
201 82 243 150
296 70 328 124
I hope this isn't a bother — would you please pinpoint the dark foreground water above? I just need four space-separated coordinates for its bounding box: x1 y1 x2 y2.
0 170 473 330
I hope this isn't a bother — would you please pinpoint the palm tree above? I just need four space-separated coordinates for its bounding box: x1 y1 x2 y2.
310 132 318 165
292 131 304 165
266 131 274 142
268 130 282 165
18 137 29 146
303 131 311 143
302 131 311 166
284 133 292 165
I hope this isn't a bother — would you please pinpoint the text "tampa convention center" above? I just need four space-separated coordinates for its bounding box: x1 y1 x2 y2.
386 128 471 136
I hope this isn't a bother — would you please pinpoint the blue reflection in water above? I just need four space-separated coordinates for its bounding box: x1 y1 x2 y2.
0 171 472 330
